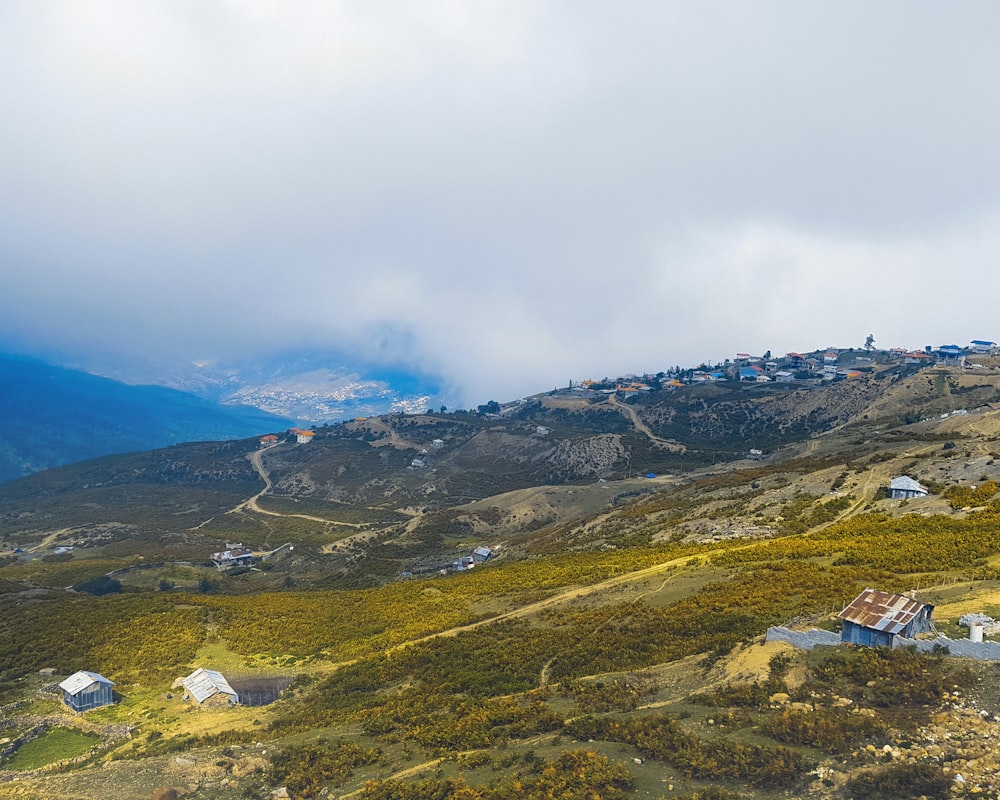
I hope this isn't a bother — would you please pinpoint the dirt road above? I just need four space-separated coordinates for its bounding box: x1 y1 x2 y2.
608 394 685 452
224 443 361 528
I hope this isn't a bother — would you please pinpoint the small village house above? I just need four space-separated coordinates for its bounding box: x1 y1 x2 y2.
212 545 255 571
259 434 279 447
887 475 929 500
904 351 932 365
182 667 238 706
938 344 965 362
59 670 115 712
473 546 493 563
839 588 934 648
289 427 315 444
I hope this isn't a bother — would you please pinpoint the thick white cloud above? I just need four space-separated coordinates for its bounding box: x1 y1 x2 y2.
1 1 998 405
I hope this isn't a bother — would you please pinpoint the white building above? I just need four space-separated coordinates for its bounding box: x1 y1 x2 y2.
888 476 929 500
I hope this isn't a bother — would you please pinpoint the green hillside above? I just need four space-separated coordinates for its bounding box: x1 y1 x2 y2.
4 362 1000 799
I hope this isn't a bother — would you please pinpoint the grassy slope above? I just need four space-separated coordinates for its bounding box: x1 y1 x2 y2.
5 365 1000 796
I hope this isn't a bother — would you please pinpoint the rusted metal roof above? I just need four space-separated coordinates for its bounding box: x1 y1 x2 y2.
839 589 930 634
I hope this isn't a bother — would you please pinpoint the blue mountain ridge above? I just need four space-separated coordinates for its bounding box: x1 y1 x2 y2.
0 352 293 483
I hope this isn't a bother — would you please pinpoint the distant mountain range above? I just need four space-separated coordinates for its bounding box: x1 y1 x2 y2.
56 350 443 423
0 352 294 483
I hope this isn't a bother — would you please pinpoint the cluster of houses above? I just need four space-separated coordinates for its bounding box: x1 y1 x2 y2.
259 428 315 447
410 438 455 469
449 546 493 573
565 339 998 399
56 667 291 713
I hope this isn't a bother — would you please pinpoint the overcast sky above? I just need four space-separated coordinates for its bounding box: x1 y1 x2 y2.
1 1 999 405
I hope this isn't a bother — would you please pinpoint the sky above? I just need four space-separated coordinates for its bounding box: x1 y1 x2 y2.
1 1 999 406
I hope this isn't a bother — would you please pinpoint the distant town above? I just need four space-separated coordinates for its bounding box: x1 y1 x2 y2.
560 338 998 400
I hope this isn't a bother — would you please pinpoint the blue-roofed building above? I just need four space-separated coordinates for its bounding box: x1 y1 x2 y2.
59 670 115 712
938 344 965 361
970 340 997 354
839 589 934 648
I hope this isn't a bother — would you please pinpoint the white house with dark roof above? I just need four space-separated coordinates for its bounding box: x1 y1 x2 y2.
59 670 115 712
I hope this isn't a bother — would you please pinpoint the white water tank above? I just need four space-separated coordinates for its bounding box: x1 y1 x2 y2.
970 624 984 643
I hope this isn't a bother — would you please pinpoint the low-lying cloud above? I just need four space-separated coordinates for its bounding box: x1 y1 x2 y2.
1 1 998 405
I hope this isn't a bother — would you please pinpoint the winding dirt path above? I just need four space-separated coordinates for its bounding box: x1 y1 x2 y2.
608 395 685 452
222 443 362 528
385 552 705 655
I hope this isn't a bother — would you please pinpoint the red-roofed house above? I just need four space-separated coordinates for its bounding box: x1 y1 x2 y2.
289 428 315 444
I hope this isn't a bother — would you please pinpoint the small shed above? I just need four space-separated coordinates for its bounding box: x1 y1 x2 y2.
182 668 238 706
472 546 493 563
59 670 115 712
839 588 934 648
887 475 929 500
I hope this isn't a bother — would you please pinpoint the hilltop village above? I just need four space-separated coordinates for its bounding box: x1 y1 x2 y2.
566 338 998 398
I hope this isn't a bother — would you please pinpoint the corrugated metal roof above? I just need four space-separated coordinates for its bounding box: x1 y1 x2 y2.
58 670 113 696
182 668 237 704
890 476 928 493
839 589 930 634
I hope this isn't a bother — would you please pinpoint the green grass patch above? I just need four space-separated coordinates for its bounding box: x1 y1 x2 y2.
3 727 101 770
